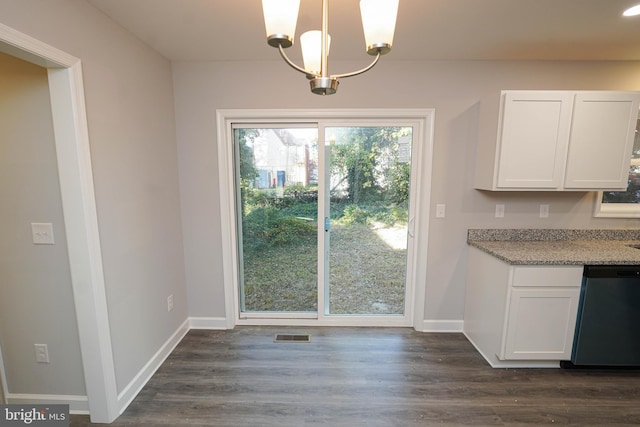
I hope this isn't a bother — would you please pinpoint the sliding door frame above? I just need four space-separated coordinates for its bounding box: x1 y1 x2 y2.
216 109 435 329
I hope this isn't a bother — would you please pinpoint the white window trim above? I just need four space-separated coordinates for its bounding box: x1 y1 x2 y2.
594 198 640 218
594 158 640 218
216 109 435 330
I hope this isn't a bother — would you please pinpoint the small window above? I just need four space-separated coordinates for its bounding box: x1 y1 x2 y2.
594 118 640 218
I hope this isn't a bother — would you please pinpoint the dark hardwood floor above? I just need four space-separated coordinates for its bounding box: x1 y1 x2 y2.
71 327 640 426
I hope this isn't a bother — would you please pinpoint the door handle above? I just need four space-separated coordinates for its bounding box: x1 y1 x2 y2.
408 217 415 238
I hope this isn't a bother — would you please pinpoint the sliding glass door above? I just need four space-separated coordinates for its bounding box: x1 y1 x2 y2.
232 120 417 322
234 127 319 314
325 126 412 315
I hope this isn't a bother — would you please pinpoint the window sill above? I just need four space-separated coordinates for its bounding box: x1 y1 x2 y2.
594 195 640 218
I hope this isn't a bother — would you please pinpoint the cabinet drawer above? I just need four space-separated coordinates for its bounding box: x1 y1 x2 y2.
512 266 583 287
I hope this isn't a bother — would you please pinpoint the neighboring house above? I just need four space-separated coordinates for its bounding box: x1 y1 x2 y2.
252 129 314 189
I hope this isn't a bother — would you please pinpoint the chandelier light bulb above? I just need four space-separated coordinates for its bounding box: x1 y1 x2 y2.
301 31 331 75
262 0 301 48
360 0 399 55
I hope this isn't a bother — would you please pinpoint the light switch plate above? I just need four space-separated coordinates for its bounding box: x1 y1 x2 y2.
539 204 550 218
436 204 446 218
31 223 55 245
34 344 49 363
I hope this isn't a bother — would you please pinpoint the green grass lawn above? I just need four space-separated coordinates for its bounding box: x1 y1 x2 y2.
242 222 407 314
242 236 318 312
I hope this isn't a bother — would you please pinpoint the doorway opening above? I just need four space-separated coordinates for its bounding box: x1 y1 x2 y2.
0 23 117 422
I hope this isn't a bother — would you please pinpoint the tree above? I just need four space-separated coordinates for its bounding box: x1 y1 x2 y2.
329 127 411 204
236 128 260 215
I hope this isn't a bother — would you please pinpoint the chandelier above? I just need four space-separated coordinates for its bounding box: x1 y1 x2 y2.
261 0 399 95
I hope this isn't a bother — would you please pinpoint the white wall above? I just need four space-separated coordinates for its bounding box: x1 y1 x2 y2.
0 0 188 394
172 59 640 324
0 51 86 397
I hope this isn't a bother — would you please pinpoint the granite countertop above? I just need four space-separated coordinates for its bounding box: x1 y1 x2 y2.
468 229 640 265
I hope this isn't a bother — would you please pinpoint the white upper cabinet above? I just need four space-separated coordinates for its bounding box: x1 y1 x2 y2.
496 91 573 189
564 92 640 189
475 90 640 191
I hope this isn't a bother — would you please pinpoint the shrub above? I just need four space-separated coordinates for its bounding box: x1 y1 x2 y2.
341 204 370 224
281 202 318 219
371 204 409 226
267 216 316 245
243 207 316 249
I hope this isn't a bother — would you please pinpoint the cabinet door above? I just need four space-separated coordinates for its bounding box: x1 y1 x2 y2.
496 91 573 189
564 91 640 189
502 287 579 360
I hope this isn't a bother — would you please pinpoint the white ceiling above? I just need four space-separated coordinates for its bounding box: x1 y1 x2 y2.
87 0 640 62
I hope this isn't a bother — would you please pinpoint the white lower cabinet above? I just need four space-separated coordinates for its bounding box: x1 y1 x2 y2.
464 246 583 367
502 287 580 360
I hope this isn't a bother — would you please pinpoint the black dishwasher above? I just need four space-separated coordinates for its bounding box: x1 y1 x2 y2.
567 265 640 367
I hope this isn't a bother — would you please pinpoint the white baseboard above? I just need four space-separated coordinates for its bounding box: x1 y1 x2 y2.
419 319 464 332
7 393 89 414
188 316 230 330
188 316 462 332
116 318 190 415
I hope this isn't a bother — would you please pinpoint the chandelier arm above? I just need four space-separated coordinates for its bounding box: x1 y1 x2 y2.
331 51 381 80
278 44 317 78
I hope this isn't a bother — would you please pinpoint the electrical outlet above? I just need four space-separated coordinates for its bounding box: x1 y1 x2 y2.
539 204 550 218
34 344 49 363
495 204 505 218
31 223 55 245
167 294 174 312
